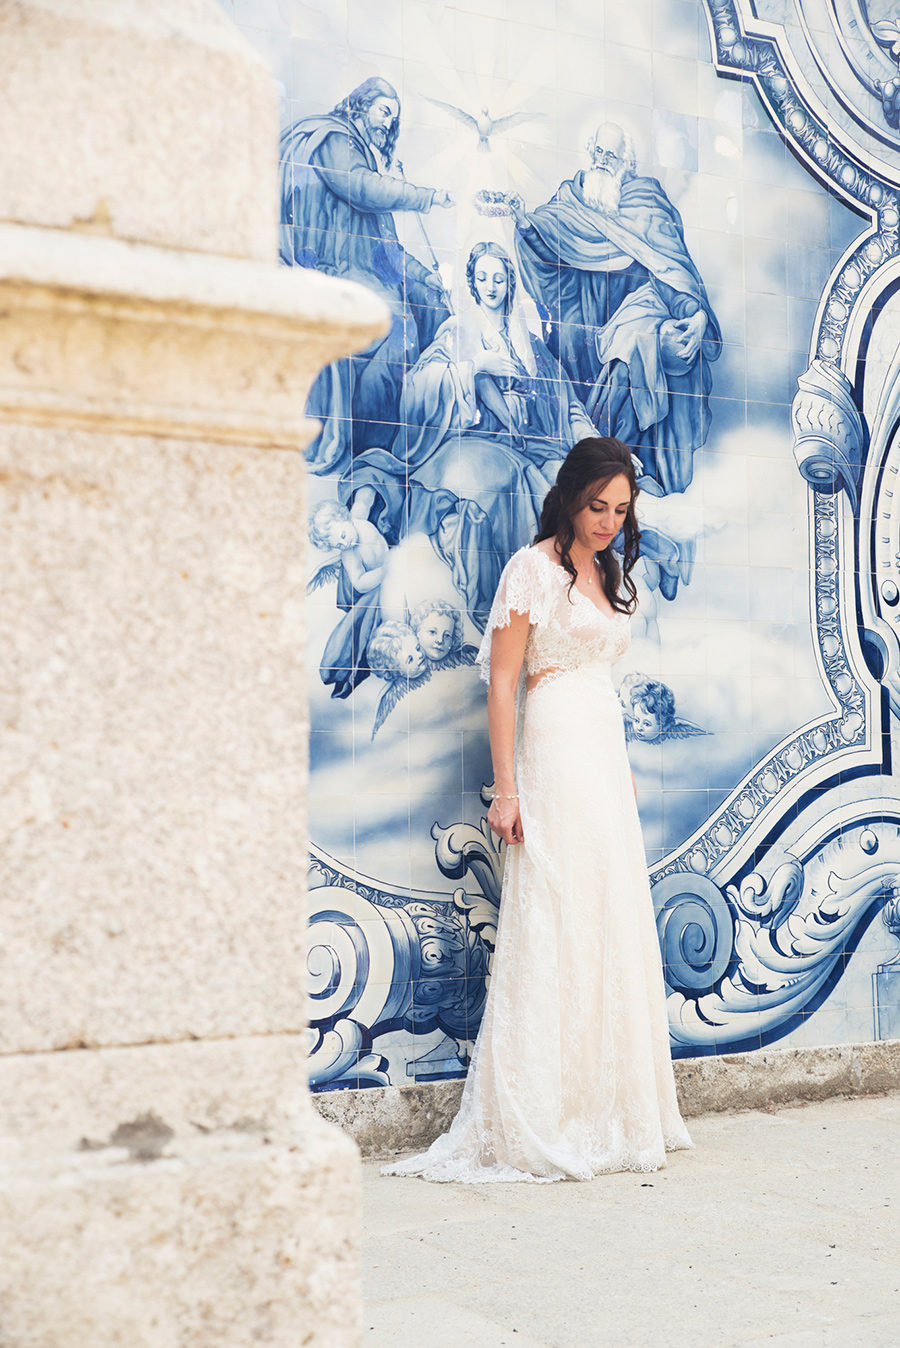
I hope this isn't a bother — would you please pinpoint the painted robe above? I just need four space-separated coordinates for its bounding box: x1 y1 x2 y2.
279 111 448 471
346 308 595 624
515 171 721 496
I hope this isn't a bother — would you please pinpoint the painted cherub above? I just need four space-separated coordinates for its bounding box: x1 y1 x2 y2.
618 672 708 744
368 619 428 682
308 500 388 595
368 619 429 735
308 500 390 699
369 601 477 736
410 599 476 670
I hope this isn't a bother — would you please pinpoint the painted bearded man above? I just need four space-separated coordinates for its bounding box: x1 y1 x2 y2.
279 77 453 473
514 123 720 497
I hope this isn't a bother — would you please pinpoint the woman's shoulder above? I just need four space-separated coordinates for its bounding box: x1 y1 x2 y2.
504 543 545 573
494 545 559 618
507 541 565 581
531 539 561 564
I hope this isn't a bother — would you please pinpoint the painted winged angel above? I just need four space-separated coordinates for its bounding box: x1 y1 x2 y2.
307 500 389 699
618 672 708 744
369 602 477 737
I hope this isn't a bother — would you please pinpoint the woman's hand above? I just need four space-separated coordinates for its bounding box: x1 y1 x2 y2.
488 794 524 845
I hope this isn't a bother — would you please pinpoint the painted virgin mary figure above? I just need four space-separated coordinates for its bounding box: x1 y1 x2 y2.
347 241 596 624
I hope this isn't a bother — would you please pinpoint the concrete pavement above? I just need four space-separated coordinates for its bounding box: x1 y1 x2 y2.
363 1092 899 1346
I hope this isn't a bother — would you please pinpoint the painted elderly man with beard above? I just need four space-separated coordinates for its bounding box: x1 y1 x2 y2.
514 123 720 497
280 77 452 474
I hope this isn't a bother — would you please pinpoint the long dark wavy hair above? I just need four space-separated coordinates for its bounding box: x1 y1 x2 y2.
535 438 640 615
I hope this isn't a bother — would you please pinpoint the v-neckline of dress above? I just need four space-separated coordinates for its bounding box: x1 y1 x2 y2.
528 545 625 622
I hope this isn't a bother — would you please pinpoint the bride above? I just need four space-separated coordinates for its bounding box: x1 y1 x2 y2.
383 438 692 1182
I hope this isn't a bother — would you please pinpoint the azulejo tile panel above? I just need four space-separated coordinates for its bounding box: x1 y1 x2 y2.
220 0 900 1086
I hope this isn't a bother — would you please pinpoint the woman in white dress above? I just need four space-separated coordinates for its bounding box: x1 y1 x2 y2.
384 438 692 1182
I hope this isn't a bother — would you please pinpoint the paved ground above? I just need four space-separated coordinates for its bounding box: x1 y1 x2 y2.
363 1092 899 1347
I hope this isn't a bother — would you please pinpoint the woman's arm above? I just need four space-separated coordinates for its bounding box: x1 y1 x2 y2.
485 609 530 845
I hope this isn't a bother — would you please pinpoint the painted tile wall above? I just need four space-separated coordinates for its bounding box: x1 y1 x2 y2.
222 0 900 1088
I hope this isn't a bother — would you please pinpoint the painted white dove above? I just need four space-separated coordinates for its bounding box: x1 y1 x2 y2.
426 99 539 152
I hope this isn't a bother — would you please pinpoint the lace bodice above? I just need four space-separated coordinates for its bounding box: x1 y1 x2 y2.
476 546 630 683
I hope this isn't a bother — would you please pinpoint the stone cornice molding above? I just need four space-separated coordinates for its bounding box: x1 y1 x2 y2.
0 223 389 449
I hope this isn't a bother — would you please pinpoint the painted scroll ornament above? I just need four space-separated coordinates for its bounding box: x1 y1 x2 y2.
791 359 866 508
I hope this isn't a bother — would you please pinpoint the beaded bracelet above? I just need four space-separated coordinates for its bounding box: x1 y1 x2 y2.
494 792 519 800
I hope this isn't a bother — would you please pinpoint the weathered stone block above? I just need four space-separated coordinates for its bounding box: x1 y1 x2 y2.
0 1122 362 1347
0 426 309 1053
0 0 278 259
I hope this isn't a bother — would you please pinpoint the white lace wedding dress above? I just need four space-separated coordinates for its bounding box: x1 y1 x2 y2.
383 545 692 1182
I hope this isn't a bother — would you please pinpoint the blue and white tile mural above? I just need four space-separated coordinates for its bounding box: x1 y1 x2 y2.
222 0 900 1087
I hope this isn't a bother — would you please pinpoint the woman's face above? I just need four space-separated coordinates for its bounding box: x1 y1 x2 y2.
571 473 631 552
472 254 509 312
395 631 427 679
416 612 455 661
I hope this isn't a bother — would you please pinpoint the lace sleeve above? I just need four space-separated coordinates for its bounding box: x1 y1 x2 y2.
475 547 552 685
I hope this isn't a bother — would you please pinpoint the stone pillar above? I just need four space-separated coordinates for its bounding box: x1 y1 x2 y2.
0 3 386 1344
